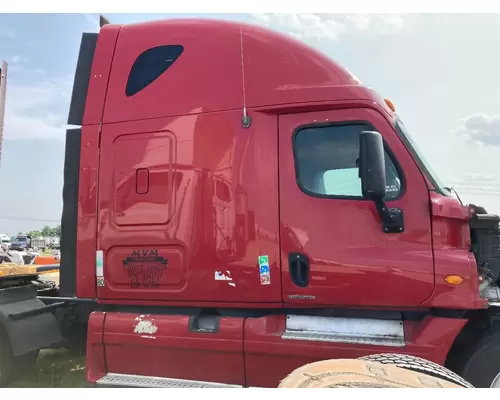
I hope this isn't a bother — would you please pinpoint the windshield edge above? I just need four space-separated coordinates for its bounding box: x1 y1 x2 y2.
392 117 451 198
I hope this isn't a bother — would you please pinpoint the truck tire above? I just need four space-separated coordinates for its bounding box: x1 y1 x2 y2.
278 358 463 388
449 323 500 388
0 326 39 387
359 353 473 388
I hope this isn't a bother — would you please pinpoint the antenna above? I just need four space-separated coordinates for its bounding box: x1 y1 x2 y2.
0 60 7 168
240 28 251 128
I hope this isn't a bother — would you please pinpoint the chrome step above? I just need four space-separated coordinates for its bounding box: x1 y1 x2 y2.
96 373 242 388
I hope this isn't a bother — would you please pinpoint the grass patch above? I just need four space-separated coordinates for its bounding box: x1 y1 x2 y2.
9 349 89 388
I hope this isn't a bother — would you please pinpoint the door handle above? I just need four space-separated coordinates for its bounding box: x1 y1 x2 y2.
288 252 310 288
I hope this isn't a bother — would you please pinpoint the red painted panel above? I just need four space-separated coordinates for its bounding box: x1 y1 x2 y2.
75 124 100 299
82 25 121 126
422 192 486 309
242 22 359 108
113 132 175 227
103 312 245 385
243 315 466 388
96 110 281 303
102 19 360 125
278 108 434 307
103 20 243 124
85 312 107 383
404 316 468 365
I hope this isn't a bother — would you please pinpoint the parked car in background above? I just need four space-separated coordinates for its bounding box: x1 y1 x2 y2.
0 234 10 251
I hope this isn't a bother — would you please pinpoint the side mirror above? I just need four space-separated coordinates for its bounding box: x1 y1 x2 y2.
359 130 404 234
359 131 386 200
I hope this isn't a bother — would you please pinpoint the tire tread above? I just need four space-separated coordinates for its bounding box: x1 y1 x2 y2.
359 353 473 388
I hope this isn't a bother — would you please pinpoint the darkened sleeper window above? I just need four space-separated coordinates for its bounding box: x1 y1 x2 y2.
294 123 402 200
126 45 184 97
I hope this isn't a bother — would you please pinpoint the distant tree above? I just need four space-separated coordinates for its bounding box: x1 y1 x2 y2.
16 225 61 239
53 225 61 237
41 225 52 237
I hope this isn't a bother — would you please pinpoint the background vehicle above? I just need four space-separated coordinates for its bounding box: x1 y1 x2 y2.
10 235 30 251
0 234 10 250
0 17 500 389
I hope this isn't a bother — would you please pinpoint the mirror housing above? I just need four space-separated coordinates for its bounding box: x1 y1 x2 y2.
359 130 404 234
359 130 386 200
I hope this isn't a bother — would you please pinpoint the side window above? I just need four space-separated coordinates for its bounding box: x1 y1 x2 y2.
294 123 403 200
126 45 184 97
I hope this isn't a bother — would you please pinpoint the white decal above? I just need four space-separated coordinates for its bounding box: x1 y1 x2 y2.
133 316 158 336
96 250 104 287
96 250 103 276
215 271 232 281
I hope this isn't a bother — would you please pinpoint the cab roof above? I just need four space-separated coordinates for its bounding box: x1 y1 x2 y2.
88 18 386 124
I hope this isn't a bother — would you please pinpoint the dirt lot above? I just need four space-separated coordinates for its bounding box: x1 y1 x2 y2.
9 349 88 388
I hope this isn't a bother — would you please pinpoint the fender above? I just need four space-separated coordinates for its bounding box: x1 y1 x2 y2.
0 286 62 356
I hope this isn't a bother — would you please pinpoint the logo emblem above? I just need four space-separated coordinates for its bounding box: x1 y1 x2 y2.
122 249 168 288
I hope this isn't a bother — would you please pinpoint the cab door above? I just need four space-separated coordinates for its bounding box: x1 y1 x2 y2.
279 107 434 307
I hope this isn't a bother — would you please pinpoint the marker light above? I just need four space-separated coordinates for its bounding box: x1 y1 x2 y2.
384 98 396 112
445 275 464 286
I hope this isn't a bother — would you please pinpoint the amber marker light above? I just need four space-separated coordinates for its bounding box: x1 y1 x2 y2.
384 98 396 112
445 275 464 286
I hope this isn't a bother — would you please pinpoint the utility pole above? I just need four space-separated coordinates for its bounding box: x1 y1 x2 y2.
0 60 7 168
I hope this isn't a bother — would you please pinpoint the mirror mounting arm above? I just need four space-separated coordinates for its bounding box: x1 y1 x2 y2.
373 198 405 234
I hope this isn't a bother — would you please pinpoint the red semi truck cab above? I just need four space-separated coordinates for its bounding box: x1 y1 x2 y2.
50 18 500 388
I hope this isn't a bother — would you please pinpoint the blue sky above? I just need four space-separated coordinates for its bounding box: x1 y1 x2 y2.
1 13 500 235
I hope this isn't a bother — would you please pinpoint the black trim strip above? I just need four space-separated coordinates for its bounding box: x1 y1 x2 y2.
67 33 98 126
59 128 81 297
42 301 472 320
8 302 66 321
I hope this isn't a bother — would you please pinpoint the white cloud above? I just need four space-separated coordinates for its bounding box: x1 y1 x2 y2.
463 172 499 183
3 75 72 141
448 173 500 195
10 55 26 64
251 13 408 41
455 113 500 146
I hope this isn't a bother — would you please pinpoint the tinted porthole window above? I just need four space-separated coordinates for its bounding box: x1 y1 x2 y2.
294 123 403 200
126 45 184 97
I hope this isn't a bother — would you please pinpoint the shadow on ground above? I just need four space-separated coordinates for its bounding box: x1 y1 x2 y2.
9 348 88 388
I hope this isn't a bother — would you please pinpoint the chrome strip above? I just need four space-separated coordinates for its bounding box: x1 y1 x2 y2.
281 315 406 347
96 373 242 388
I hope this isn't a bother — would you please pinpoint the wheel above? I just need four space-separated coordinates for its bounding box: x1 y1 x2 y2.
278 358 463 388
359 353 473 388
0 326 39 387
449 323 500 388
